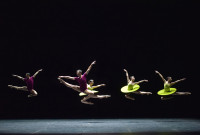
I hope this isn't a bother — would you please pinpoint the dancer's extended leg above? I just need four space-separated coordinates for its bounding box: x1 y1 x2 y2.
133 91 152 95
8 85 28 91
125 93 135 100
84 89 111 99
173 92 191 95
58 78 81 92
81 89 111 105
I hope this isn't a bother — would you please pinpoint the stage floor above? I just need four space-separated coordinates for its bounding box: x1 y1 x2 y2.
0 119 200 135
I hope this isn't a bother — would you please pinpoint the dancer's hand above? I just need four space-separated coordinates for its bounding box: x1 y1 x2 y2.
181 78 186 81
92 61 96 65
144 80 148 82
101 84 106 86
38 69 43 72
155 70 159 74
123 69 127 72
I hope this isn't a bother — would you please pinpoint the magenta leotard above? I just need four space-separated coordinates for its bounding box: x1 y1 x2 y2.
74 73 87 92
24 76 34 91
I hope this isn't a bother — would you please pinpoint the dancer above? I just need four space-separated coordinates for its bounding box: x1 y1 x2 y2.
121 69 152 100
58 61 111 105
79 79 106 96
8 69 43 97
155 70 191 100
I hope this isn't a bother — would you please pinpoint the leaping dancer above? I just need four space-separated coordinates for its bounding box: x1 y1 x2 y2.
58 61 111 105
79 79 106 96
155 70 191 100
8 69 43 97
121 69 152 100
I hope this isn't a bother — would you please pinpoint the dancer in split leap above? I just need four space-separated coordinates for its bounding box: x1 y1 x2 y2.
58 61 111 105
155 70 191 100
8 69 43 97
121 69 152 100
79 79 106 96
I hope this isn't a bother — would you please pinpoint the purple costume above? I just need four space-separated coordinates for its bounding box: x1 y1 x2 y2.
75 73 87 92
24 76 34 91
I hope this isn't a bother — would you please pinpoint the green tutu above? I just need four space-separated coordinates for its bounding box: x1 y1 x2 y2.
79 90 99 96
121 84 140 93
157 88 177 95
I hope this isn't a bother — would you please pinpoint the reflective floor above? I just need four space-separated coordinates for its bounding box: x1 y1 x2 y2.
0 119 200 135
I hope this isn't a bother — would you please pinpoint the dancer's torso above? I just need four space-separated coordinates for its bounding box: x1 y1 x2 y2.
128 81 136 90
164 82 171 92
24 76 34 90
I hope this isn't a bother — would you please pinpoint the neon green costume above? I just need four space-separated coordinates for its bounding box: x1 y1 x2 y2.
121 82 140 93
79 84 98 96
157 82 177 95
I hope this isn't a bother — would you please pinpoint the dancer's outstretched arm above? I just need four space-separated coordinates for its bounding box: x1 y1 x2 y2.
33 69 43 78
135 80 148 85
155 70 166 82
85 61 96 75
92 84 106 89
171 78 186 86
59 76 75 80
123 69 130 83
12 74 24 81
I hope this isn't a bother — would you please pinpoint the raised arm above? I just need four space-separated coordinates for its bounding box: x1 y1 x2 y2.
171 78 186 86
155 70 166 82
12 74 24 81
92 84 106 89
85 61 96 75
123 69 130 83
135 79 148 85
33 69 43 78
59 76 75 80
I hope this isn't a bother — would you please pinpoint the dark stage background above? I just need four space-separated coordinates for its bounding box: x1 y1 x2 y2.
0 1 199 119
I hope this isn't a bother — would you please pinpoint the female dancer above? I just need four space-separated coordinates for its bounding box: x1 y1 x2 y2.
121 69 152 100
8 69 43 97
155 70 191 100
58 61 110 105
79 79 106 96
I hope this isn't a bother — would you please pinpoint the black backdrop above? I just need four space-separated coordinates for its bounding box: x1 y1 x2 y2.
0 1 199 119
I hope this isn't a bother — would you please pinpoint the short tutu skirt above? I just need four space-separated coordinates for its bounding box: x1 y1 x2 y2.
121 84 140 93
157 88 177 95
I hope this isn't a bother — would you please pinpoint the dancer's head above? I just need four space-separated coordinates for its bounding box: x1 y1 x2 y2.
167 77 172 82
76 69 82 77
25 73 31 78
88 79 94 86
130 76 135 82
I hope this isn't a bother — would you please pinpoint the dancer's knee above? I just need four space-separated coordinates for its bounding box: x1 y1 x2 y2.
31 90 38 96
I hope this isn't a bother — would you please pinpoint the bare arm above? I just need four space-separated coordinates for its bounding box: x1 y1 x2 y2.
33 69 43 78
155 70 166 82
59 76 75 80
12 74 24 81
124 69 130 83
92 84 106 89
171 78 186 86
85 61 96 75
135 79 148 85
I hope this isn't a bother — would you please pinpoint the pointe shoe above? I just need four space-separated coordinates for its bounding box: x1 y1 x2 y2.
8 85 13 89
105 95 111 98
147 92 152 95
